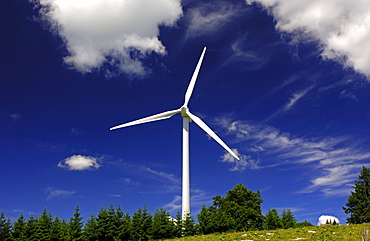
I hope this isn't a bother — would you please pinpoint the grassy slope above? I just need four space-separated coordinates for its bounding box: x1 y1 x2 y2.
163 223 370 240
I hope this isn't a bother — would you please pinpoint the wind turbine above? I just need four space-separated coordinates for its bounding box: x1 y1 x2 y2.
110 47 239 218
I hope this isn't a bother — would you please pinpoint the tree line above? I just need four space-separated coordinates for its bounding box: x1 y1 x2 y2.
0 183 305 241
1 165 366 240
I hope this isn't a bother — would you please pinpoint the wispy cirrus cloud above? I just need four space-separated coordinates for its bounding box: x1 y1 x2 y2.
31 0 182 77
108 159 180 193
120 178 141 187
141 166 179 184
284 85 314 111
163 195 182 212
58 155 101 171
246 0 370 79
31 140 66 152
223 33 280 70
45 187 76 200
184 1 245 38
163 189 210 213
339 90 358 102
9 113 21 121
301 164 364 196
216 117 370 196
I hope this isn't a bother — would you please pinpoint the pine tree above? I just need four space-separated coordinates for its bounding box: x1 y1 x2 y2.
118 212 132 241
96 207 113 241
12 213 26 241
24 215 38 241
35 208 53 241
83 214 99 241
197 204 212 234
209 204 232 233
263 208 282 230
69 205 83 240
173 210 183 237
0 211 12 241
50 217 69 241
131 206 152 241
281 209 296 229
343 166 370 224
182 211 196 237
151 208 174 239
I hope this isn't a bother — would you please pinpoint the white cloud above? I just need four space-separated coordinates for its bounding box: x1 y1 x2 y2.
284 85 314 111
163 189 210 213
120 177 140 186
246 0 370 79
339 90 358 101
9 114 21 121
163 195 182 212
58 155 101 171
142 166 179 183
31 0 182 77
219 148 260 171
216 117 370 196
110 194 122 198
31 140 65 152
223 33 279 70
45 187 76 200
311 165 359 187
184 1 244 38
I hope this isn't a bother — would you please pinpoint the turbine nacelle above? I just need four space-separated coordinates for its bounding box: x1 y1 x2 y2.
180 106 190 119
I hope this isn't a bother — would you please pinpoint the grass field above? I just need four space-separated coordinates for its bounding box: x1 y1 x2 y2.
163 223 370 240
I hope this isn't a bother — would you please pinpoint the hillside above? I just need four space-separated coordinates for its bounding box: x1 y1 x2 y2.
164 223 370 241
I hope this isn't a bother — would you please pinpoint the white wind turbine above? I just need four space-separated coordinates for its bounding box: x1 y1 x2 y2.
110 47 239 218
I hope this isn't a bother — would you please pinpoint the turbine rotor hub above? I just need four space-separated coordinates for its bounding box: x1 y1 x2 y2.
180 106 189 118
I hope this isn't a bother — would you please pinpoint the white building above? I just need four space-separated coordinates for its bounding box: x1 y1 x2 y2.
318 215 340 226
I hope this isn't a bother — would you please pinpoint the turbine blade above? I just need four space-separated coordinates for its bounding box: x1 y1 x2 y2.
184 47 207 107
110 109 180 130
186 110 240 160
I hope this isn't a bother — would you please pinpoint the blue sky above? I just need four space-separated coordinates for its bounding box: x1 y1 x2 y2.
2 0 370 225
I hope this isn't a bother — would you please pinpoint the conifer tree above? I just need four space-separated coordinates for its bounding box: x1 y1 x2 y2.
151 208 174 239
198 203 230 234
12 213 26 241
96 207 114 241
343 166 370 224
69 205 83 240
36 208 53 240
106 204 118 239
197 204 212 234
118 212 132 241
182 211 196 237
50 217 69 241
173 210 183 237
0 211 12 241
263 208 282 230
83 214 99 241
281 209 296 229
24 215 38 241
131 206 152 241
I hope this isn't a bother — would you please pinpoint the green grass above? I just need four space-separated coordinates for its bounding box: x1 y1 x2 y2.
162 224 370 240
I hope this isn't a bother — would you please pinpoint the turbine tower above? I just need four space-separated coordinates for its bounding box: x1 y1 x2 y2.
110 47 239 218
